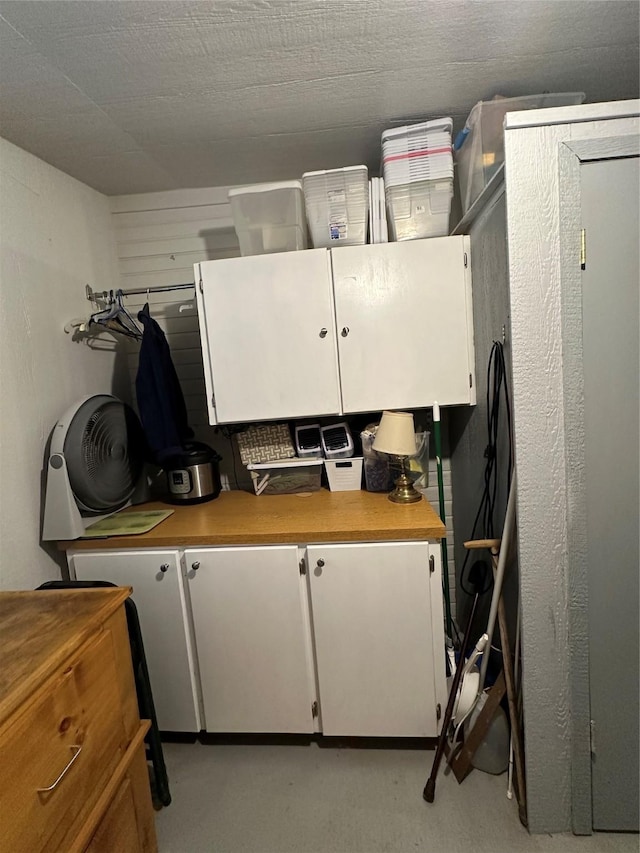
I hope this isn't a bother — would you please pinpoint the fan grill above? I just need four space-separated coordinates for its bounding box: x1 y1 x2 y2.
65 398 144 512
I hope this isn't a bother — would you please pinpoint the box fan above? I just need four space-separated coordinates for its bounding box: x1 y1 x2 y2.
42 394 147 541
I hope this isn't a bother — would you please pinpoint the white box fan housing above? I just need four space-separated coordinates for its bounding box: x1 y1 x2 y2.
42 394 147 541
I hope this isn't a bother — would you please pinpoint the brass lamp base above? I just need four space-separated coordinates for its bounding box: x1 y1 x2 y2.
388 472 422 504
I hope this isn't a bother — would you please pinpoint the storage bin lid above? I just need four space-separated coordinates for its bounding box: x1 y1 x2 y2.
303 165 367 179
246 458 324 470
228 180 303 197
382 117 453 144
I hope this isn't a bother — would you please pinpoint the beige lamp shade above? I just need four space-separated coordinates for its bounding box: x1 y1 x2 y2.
372 411 417 456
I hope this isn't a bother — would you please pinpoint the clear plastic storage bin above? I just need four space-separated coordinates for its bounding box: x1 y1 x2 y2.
247 458 323 495
386 178 453 241
228 181 308 256
455 93 585 213
302 166 369 247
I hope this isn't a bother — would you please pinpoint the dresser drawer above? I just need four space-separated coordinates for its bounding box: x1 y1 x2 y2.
0 627 129 853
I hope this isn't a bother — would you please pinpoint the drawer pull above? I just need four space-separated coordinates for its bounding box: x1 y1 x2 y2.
37 745 82 793
191 561 200 571
160 563 170 573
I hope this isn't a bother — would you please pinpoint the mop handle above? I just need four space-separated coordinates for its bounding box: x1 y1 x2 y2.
479 471 517 689
433 403 453 639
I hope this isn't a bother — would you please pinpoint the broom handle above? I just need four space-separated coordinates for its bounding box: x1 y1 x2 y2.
479 472 517 689
433 403 453 639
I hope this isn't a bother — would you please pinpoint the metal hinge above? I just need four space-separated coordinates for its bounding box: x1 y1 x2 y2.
469 373 473 389
312 700 319 718
429 555 435 574
464 252 468 268
199 278 204 294
590 719 596 756
299 558 306 575
580 228 586 270
436 703 442 721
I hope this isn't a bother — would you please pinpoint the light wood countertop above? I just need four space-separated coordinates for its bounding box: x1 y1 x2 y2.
0 588 131 726
59 489 445 551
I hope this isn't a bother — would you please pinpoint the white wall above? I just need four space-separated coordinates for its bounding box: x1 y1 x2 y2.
0 138 124 590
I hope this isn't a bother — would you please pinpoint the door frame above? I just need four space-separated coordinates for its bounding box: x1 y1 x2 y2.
559 134 639 836
504 100 639 834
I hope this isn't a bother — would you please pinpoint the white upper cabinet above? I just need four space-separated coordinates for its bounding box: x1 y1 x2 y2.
196 236 474 424
197 249 341 424
331 237 474 412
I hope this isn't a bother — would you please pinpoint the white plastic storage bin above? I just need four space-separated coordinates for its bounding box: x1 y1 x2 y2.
247 458 323 495
324 457 363 491
455 92 585 213
302 166 369 248
228 181 309 256
386 178 453 241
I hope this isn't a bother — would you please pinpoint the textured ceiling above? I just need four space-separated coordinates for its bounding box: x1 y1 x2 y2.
0 0 638 195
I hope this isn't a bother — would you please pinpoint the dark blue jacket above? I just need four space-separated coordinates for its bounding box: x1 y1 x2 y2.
135 303 193 464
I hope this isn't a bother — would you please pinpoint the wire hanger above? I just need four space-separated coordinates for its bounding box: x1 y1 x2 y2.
89 290 142 340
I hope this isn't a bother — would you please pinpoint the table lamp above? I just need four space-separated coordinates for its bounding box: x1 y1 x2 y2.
372 410 422 504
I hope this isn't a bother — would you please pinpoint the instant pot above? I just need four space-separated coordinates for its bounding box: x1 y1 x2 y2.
165 442 222 504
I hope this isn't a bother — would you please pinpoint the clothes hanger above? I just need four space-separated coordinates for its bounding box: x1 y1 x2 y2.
89 290 142 340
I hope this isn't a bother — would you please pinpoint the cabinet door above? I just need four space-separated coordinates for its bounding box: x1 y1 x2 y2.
197 250 341 423
331 236 475 412
71 550 202 732
186 546 315 733
307 541 443 737
185 545 315 733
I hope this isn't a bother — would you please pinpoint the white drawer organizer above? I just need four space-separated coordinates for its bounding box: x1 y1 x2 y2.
68 538 446 737
195 236 475 425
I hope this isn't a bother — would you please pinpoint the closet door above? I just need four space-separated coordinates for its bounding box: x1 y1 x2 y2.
331 236 474 413
197 250 341 423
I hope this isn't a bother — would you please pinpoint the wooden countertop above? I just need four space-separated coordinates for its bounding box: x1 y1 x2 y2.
0 588 130 726
59 489 445 551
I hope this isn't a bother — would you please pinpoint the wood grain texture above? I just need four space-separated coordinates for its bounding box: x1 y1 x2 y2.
0 588 130 726
0 590 156 853
0 630 128 853
59 490 445 551
71 722 154 853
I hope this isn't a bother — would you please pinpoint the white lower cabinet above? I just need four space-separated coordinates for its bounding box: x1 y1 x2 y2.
68 539 446 737
69 549 202 733
307 542 445 737
185 546 316 733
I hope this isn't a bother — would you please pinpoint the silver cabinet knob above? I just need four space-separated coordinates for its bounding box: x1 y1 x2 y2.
160 563 170 573
319 328 328 338
191 561 200 571
316 559 325 568
341 327 349 337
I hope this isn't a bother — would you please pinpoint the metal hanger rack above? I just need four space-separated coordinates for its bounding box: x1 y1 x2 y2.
86 282 195 302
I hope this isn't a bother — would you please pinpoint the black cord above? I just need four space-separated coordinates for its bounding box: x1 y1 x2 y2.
460 340 512 597
217 425 245 489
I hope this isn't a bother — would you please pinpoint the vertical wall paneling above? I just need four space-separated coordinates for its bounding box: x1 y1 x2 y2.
109 187 242 482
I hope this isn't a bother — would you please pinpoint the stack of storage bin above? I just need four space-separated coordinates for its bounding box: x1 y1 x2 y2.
302 166 369 248
382 118 454 241
228 180 308 256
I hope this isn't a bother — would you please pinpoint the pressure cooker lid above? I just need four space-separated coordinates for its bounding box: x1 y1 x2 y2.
166 441 220 467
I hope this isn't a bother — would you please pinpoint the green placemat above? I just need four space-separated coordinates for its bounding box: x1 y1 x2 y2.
81 509 174 538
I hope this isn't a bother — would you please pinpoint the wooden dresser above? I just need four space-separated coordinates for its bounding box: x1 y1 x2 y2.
0 588 158 853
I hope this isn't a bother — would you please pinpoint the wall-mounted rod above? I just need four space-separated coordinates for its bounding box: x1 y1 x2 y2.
86 282 195 301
